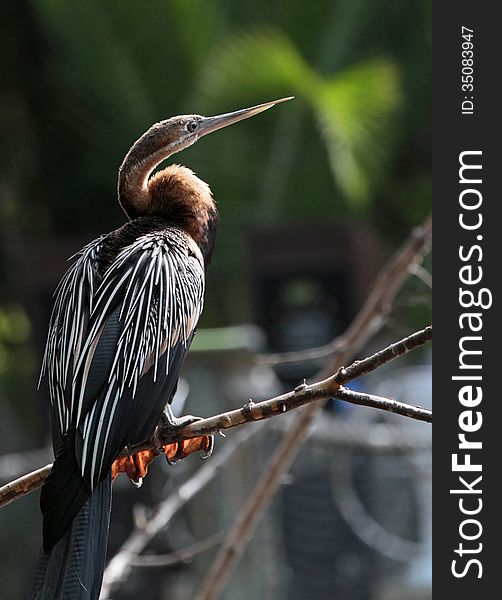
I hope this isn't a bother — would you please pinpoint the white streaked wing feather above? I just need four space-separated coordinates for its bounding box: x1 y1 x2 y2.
40 237 103 436
74 229 204 489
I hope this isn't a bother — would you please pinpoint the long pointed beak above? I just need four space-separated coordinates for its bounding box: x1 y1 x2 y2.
198 97 294 137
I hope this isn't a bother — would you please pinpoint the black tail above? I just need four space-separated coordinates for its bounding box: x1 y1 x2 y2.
31 474 112 600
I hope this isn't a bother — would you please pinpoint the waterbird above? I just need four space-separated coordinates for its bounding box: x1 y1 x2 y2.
31 96 293 599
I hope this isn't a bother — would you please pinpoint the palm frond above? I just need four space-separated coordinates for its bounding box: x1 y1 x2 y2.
313 58 401 207
198 30 400 209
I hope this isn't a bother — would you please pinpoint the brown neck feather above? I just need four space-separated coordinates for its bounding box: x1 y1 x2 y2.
146 165 219 263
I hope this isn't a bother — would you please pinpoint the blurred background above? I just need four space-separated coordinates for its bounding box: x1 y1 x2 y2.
1 1 431 598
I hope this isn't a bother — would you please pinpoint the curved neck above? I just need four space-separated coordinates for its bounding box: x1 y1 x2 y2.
118 143 172 219
118 120 191 219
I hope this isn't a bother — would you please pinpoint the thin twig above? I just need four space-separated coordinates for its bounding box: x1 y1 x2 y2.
128 531 225 568
335 388 431 422
194 215 432 600
194 412 313 600
322 215 431 378
410 263 433 288
334 325 432 384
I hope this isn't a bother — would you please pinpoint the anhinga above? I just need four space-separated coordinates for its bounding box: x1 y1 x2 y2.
31 97 292 599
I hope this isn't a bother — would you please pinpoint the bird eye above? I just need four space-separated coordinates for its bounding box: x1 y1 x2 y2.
186 120 199 133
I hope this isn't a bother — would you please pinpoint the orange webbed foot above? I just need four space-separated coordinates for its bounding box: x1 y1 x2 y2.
111 435 213 485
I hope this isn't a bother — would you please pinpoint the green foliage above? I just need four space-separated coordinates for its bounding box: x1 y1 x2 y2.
198 30 400 209
313 58 400 207
0 305 30 347
0 305 34 422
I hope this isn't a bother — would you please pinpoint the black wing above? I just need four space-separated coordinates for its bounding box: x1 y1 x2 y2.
40 237 103 445
41 228 205 548
72 228 205 489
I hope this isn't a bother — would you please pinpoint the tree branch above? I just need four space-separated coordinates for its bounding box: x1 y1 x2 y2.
333 325 432 384
335 387 431 422
0 324 431 511
0 465 51 509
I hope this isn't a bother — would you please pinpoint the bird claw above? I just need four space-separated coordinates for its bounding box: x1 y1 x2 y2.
112 450 154 483
160 407 214 462
152 424 166 452
162 433 214 465
111 408 214 481
152 406 199 450
199 435 214 461
164 405 204 429
155 405 193 434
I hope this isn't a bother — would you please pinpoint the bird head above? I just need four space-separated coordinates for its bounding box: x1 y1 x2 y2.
127 97 294 165
117 97 294 257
